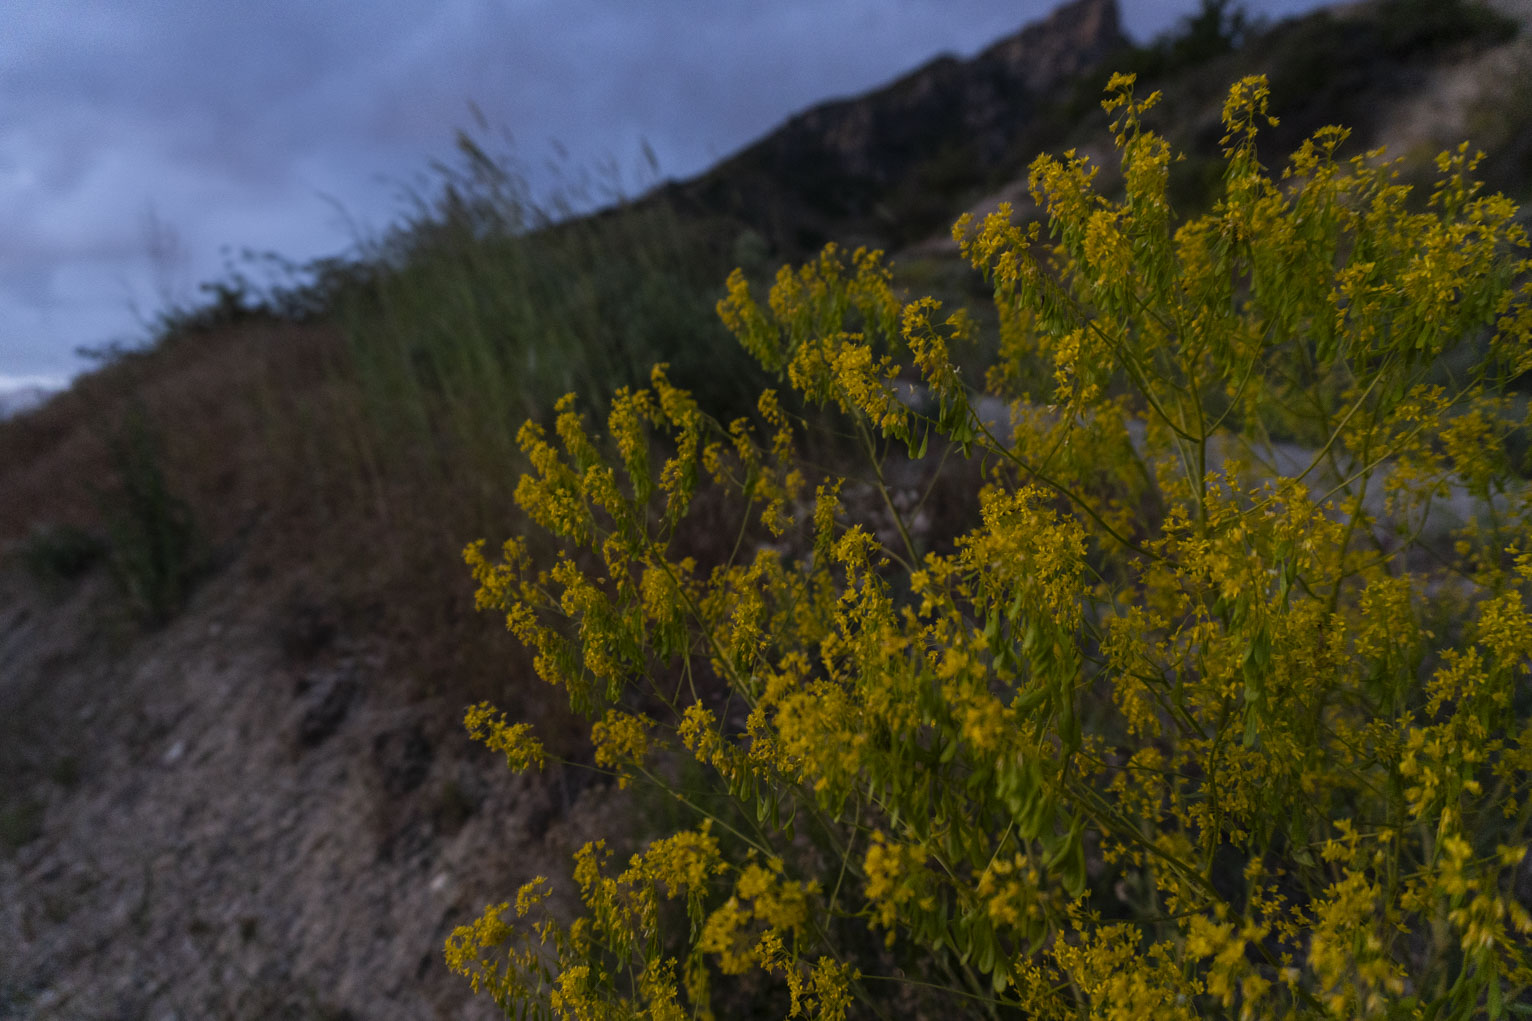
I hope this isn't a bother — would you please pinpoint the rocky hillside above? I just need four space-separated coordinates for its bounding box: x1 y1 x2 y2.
660 0 1126 254
2 1 1529 1017
656 0 1528 258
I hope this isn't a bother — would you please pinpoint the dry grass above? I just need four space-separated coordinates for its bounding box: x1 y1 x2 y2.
0 317 587 747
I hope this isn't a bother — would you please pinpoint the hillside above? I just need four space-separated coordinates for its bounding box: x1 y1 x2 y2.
0 387 56 422
3 1 1530 1017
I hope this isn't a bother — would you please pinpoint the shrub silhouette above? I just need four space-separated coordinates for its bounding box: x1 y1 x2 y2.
95 406 204 626
448 75 1532 1018
17 522 106 592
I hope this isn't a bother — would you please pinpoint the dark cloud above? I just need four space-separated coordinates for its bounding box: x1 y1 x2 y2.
0 0 1335 386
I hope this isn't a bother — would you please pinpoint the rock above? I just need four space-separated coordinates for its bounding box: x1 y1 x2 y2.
296 670 358 749
663 0 1127 254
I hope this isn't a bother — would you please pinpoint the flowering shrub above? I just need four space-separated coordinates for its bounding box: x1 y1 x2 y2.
447 74 1532 1019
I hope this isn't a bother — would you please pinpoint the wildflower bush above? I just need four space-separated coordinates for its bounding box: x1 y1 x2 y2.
447 74 1532 1019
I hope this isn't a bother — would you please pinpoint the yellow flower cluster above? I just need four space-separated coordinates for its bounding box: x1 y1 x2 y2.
448 72 1532 1020
463 701 545 772
699 858 819 975
862 831 930 940
590 709 650 785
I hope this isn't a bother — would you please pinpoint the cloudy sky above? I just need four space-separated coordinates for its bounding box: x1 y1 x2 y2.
0 0 1337 389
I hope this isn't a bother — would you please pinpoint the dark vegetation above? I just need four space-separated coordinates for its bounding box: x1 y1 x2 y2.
93 406 206 626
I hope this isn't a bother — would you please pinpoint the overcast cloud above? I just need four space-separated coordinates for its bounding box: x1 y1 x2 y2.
0 0 1336 388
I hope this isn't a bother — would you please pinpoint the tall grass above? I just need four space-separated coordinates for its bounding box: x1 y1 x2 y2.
169 135 778 714
94 403 205 626
318 133 765 539
0 128 773 715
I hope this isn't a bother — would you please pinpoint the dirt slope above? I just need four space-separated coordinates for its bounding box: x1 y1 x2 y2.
0 319 616 1019
0 542 619 1019
0 544 629 1020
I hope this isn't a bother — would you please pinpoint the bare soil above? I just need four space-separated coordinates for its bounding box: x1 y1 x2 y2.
0 548 620 1020
0 322 618 1019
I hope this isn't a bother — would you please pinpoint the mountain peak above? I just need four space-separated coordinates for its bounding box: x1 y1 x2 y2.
666 0 1127 255
976 0 1122 93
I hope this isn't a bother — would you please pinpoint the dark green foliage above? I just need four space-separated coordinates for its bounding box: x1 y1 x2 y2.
1256 0 1518 156
1132 0 1253 79
94 407 204 626
1373 0 1519 56
1029 0 1522 222
17 522 107 591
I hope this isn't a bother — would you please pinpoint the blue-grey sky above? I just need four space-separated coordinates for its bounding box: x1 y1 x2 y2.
0 0 1337 388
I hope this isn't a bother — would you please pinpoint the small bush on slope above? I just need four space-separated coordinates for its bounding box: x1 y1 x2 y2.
447 74 1532 1019
96 404 205 626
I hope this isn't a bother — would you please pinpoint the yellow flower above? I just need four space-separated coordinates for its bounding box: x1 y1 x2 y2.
591 709 652 784
463 702 545 772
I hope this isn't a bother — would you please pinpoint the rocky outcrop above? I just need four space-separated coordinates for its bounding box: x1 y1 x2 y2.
662 0 1127 254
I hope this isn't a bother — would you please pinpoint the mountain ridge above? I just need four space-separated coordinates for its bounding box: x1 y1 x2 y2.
657 0 1126 254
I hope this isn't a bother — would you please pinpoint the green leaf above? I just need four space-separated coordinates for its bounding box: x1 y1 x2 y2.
1058 689 1080 755
1062 836 1087 898
1020 789 1055 842
1012 685 1050 716
1021 621 1040 655
975 926 996 975
1243 710 1261 749
1026 913 1048 954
